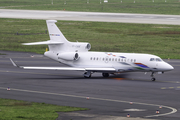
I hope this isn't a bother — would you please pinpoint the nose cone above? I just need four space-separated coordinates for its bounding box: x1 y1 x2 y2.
164 62 174 71
156 62 174 71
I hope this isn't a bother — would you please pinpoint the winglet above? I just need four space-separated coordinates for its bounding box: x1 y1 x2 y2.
10 58 19 68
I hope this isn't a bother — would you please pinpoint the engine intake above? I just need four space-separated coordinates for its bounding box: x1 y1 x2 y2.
86 43 91 50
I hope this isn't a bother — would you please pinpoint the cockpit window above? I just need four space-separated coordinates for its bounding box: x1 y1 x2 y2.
156 58 162 62
150 58 162 62
150 58 155 61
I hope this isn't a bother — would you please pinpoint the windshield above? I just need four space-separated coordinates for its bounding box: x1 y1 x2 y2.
150 58 162 62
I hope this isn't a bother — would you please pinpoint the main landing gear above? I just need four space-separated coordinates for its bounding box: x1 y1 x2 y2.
84 71 91 78
151 72 156 81
102 73 109 77
84 72 110 78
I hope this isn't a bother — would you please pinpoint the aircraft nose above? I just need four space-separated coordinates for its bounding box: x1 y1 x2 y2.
165 63 174 71
168 64 174 70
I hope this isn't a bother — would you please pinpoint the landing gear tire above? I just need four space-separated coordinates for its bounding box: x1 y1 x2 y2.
102 73 109 77
151 78 156 81
84 75 91 78
84 72 91 78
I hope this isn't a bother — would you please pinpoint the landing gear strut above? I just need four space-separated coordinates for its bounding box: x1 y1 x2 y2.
151 72 156 81
102 73 109 77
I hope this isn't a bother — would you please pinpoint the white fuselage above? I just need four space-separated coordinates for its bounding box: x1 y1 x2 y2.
44 51 174 73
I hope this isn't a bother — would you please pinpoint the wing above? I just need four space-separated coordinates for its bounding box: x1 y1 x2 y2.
10 58 116 72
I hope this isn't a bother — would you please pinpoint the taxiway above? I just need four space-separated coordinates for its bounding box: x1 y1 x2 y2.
0 51 179 120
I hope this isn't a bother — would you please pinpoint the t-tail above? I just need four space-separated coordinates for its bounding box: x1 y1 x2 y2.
23 20 91 61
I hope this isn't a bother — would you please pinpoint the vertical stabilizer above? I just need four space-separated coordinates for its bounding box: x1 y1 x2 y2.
46 20 70 52
46 20 69 44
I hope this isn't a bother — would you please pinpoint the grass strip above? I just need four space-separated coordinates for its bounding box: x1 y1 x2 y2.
0 18 180 59
0 0 180 15
0 98 87 120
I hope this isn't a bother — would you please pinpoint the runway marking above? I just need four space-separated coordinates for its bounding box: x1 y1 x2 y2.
0 87 177 118
161 87 166 89
159 81 180 84
161 86 180 90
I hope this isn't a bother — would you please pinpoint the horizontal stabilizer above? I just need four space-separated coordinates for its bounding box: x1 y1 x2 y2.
22 40 63 45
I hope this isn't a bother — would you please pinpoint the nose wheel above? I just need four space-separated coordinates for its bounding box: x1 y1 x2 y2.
151 77 156 81
151 72 156 81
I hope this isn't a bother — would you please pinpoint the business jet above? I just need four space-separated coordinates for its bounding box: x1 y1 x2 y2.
10 20 174 81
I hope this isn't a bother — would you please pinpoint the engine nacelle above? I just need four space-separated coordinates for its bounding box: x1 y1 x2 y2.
70 42 91 52
58 52 79 61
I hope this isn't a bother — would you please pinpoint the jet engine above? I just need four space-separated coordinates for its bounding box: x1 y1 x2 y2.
58 52 79 61
71 42 91 52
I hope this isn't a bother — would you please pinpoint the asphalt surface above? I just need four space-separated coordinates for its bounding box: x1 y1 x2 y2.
0 51 179 120
1 9 180 25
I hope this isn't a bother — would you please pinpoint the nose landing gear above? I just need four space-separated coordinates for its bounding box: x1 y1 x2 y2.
151 72 156 81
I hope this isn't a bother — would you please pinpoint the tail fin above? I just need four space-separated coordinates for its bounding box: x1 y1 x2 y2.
46 20 69 44
22 20 70 52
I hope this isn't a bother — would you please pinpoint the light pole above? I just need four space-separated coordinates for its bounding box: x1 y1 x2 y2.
52 0 53 5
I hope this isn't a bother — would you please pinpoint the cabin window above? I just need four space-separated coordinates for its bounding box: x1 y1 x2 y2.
115 58 117 61
109 58 111 61
134 59 136 62
103 58 104 61
90 57 92 60
94 57 96 60
106 58 108 61
112 58 114 61
97 58 98 60
118 59 120 62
